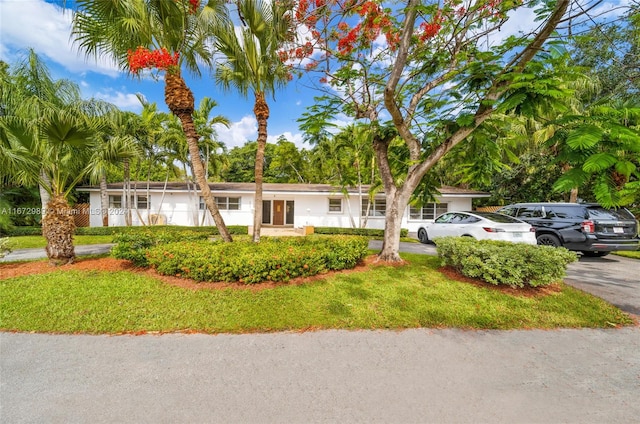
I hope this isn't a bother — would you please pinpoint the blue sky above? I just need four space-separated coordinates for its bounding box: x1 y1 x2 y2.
0 0 327 149
0 0 630 150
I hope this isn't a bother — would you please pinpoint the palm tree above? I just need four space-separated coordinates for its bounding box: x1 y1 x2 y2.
89 108 142 227
213 0 293 242
1 50 101 264
72 0 233 241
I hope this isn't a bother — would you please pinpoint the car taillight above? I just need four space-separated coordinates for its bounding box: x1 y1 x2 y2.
483 227 505 233
529 227 536 232
581 220 595 233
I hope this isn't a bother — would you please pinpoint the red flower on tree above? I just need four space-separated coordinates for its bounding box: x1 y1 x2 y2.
127 46 180 74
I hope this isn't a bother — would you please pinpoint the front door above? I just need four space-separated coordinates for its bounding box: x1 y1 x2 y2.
273 200 285 226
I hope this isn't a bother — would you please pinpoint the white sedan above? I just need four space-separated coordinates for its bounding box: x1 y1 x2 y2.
417 211 537 245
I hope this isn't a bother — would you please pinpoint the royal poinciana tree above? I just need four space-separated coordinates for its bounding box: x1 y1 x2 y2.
289 0 578 262
71 0 233 241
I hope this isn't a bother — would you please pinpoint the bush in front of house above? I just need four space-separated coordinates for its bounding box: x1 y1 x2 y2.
145 235 370 284
111 229 211 267
435 237 578 288
0 237 11 258
314 227 409 238
3 225 249 237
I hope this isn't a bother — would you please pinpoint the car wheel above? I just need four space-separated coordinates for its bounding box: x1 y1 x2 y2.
581 251 610 257
417 228 429 244
536 233 561 247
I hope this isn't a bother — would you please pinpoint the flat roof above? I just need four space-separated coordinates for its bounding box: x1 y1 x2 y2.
77 182 490 197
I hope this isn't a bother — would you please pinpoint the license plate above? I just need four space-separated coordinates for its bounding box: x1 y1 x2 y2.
513 232 522 238
613 227 624 234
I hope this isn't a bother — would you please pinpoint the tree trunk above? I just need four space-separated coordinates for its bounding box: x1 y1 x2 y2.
164 71 232 241
38 170 51 223
42 194 76 265
100 173 109 227
123 158 132 226
252 92 270 243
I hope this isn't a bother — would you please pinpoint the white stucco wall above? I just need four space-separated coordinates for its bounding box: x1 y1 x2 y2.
86 189 475 232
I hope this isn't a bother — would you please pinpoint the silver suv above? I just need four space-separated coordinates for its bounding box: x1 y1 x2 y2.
497 203 640 257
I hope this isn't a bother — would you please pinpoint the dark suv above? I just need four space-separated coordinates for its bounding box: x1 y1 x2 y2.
497 203 640 257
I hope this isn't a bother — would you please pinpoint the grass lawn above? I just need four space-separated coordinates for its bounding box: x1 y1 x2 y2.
613 250 640 260
0 253 632 334
6 235 114 249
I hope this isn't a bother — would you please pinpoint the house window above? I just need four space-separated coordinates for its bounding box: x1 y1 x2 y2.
409 203 448 220
362 198 386 217
109 195 122 209
328 198 342 213
201 196 240 210
136 195 149 210
109 195 149 209
216 197 240 210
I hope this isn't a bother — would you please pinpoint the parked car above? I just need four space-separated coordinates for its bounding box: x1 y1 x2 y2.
416 211 537 245
497 203 640 257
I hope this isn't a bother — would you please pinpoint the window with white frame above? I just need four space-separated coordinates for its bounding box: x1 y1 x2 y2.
328 198 342 213
108 195 122 209
109 195 149 209
136 195 149 209
409 202 448 220
361 198 386 217
200 196 240 210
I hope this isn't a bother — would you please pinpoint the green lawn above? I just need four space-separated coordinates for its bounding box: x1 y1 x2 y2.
0 253 631 334
613 250 640 260
6 235 114 249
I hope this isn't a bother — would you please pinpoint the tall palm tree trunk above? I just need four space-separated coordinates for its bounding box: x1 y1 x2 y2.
164 72 232 241
100 173 109 226
252 92 269 243
42 194 76 265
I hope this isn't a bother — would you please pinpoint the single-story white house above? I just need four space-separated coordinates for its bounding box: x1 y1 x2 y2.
77 182 489 233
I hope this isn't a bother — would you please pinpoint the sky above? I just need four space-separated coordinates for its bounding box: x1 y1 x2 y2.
0 0 318 149
0 0 630 151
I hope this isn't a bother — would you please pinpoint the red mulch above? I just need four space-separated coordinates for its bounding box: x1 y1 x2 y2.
0 255 560 298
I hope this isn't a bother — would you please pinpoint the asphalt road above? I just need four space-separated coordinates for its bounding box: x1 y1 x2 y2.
2 240 639 423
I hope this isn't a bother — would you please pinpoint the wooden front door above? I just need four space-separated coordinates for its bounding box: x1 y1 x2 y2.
273 200 285 226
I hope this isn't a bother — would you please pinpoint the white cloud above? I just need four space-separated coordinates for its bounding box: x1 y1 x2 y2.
267 131 306 148
93 90 143 111
214 115 257 148
0 0 119 76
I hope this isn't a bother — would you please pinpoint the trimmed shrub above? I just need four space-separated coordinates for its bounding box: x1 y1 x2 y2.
0 237 11 258
436 237 578 288
111 229 210 267
3 226 42 236
314 227 409 238
5 225 248 237
145 235 370 284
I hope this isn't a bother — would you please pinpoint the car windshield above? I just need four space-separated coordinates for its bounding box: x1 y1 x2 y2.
587 207 635 220
473 212 524 223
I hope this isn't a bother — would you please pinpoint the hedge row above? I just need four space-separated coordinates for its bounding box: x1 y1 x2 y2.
314 227 409 238
436 237 578 288
2 225 248 237
111 230 212 267
116 235 369 284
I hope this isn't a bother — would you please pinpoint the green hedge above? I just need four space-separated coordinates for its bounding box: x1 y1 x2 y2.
3 225 248 237
144 235 370 284
436 237 578 288
111 229 213 267
314 227 408 238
